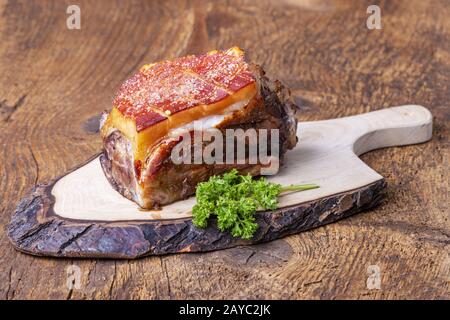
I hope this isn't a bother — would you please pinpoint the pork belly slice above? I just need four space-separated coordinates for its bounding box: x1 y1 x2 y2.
100 47 298 209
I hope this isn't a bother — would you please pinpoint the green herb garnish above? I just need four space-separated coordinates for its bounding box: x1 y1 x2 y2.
192 169 319 240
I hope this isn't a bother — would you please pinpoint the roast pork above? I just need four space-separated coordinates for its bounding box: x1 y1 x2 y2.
100 47 298 209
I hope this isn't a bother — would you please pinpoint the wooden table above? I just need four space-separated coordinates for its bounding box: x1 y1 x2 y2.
0 0 448 300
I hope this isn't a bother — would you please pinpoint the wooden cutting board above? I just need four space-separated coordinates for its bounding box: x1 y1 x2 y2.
7 105 432 259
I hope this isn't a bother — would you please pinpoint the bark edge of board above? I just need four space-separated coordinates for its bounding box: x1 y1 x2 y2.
7 173 386 259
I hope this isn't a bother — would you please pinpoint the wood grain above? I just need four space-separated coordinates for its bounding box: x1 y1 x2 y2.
0 0 449 299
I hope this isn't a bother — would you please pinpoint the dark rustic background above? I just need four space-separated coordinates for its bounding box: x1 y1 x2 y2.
0 0 449 299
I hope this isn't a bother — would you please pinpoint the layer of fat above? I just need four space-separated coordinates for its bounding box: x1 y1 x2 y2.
101 83 257 162
168 98 252 137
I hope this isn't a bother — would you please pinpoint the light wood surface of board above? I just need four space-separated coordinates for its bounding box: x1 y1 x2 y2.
51 105 432 221
0 0 449 299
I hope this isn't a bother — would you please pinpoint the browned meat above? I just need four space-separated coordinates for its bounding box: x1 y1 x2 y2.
100 48 298 209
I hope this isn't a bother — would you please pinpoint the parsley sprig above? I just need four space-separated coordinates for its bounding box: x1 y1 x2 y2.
192 169 319 240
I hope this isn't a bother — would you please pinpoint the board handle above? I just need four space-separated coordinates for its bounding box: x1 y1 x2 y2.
347 105 433 155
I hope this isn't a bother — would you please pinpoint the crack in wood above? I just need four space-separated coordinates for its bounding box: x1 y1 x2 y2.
160 257 172 299
28 144 39 187
7 261 31 300
5 267 12 300
1 95 27 122
244 250 256 264
108 262 117 299
303 279 323 287
58 225 94 254
16 220 54 245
